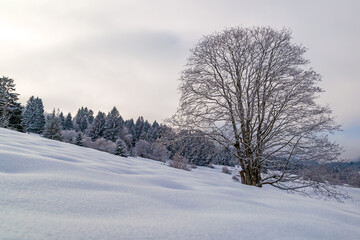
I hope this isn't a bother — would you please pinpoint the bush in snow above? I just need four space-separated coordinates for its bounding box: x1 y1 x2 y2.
169 152 191 171
82 136 116 154
222 166 232 174
61 130 77 144
151 142 170 162
133 139 151 158
93 138 116 153
232 175 240 182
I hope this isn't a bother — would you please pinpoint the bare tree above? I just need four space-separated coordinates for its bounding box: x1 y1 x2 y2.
171 27 341 190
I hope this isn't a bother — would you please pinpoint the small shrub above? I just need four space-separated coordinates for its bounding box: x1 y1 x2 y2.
222 166 232 174
133 139 151 158
61 130 77 144
92 138 116 153
81 136 92 147
151 142 170 162
232 175 240 182
169 152 191 171
82 137 116 154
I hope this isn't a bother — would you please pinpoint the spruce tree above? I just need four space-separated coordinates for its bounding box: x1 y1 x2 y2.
134 116 144 141
0 76 19 127
34 98 45 132
148 121 160 142
141 120 151 140
103 107 124 142
59 112 65 129
22 96 35 130
114 139 128 157
88 111 106 140
74 107 88 132
22 96 45 133
8 102 24 132
64 113 74 130
76 132 83 146
88 109 94 125
125 119 136 148
79 116 88 133
74 107 94 133
43 109 62 140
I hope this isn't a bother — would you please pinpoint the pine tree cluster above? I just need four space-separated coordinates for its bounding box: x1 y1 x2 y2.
0 76 235 167
0 76 22 130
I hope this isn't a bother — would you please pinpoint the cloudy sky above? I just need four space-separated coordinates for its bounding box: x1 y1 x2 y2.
1 0 359 160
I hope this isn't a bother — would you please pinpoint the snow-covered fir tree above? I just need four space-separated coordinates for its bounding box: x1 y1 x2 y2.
74 107 93 133
43 109 62 140
114 139 128 157
58 112 65 129
22 96 45 133
103 107 124 142
147 121 160 143
125 119 136 148
87 109 94 125
134 116 144 141
0 76 19 127
74 108 88 133
76 132 83 146
88 111 106 140
8 102 24 132
141 120 151 140
63 113 74 130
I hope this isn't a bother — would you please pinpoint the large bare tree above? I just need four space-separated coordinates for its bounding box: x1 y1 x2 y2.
171 27 341 189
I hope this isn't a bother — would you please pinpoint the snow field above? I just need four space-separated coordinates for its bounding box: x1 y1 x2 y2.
0 128 360 240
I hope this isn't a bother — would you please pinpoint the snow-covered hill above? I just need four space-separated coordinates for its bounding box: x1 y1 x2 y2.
1 128 359 240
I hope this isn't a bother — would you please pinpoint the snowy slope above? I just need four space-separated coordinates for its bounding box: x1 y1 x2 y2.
1 128 359 240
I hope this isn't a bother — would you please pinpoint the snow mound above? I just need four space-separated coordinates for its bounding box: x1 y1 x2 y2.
1 128 359 240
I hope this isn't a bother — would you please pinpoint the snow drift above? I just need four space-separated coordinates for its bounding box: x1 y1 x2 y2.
0 128 359 240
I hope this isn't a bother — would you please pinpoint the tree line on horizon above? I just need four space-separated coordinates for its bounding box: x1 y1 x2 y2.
0 76 234 167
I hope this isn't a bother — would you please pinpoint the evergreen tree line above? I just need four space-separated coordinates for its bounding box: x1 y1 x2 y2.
0 76 235 166
1 76 360 186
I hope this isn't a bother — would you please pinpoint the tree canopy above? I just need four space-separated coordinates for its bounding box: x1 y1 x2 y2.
172 27 341 189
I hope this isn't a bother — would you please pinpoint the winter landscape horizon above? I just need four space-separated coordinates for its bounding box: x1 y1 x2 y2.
1 1 360 239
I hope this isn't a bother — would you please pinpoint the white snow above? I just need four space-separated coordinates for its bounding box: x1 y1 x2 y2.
1 128 359 240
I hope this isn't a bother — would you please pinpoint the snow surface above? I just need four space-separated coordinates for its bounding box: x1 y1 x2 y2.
1 128 360 240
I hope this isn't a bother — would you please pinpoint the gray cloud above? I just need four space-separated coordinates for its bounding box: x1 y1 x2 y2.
3 29 186 121
1 0 359 159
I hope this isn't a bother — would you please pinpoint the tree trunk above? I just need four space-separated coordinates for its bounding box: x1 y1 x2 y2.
239 167 261 187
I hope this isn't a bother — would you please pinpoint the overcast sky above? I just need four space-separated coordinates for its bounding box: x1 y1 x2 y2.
0 0 359 160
